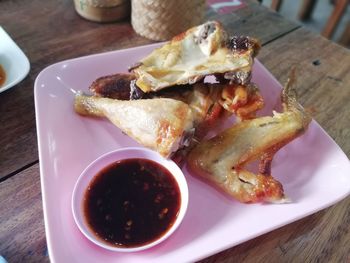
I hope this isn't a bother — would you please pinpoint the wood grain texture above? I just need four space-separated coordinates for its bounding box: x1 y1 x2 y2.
0 163 49 263
201 198 350 263
206 0 299 43
258 27 350 157
0 0 298 179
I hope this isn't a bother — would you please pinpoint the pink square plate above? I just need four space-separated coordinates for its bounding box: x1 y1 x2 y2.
34 43 350 263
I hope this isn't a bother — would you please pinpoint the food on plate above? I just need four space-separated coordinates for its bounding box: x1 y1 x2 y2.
89 73 264 121
75 94 195 157
187 72 311 203
218 82 264 120
76 79 264 158
130 21 260 92
74 20 311 204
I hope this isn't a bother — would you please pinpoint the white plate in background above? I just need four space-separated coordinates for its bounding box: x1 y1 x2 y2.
0 26 30 93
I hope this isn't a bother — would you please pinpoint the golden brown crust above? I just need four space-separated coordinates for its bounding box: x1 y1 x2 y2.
187 77 311 203
132 21 260 92
89 73 136 100
74 94 195 157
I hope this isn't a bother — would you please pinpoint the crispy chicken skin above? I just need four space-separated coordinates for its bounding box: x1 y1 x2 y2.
74 94 195 157
187 72 311 203
75 80 264 162
89 73 149 100
89 73 264 121
89 73 135 100
131 21 260 92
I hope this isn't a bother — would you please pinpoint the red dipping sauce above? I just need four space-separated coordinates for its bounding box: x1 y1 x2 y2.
83 158 181 248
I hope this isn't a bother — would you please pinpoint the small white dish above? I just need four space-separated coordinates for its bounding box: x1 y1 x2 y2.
72 147 189 252
0 26 30 93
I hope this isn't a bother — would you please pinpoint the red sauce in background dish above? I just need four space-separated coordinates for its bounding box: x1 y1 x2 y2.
0 65 6 87
84 158 181 248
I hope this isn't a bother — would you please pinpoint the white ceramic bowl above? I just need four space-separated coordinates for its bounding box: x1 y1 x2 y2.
72 147 189 252
0 26 30 93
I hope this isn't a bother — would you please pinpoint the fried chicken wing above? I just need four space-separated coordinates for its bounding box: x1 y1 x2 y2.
74 94 195 157
187 73 311 203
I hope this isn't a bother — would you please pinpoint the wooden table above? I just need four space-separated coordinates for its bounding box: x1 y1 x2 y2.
1 0 349 262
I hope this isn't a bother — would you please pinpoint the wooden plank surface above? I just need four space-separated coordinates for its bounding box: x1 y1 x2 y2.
0 0 299 179
205 0 299 42
1 26 349 262
201 198 350 262
258 27 350 157
0 163 49 263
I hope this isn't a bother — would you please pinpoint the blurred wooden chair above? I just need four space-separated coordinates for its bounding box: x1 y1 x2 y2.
258 0 350 47
299 0 349 45
338 21 350 46
321 0 349 39
298 0 317 20
257 0 283 11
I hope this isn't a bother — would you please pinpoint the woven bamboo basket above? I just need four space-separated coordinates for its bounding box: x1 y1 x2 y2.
131 0 206 41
